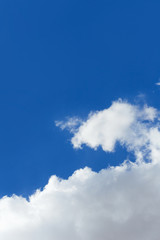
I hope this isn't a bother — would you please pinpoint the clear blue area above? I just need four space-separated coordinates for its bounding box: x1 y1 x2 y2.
0 0 160 197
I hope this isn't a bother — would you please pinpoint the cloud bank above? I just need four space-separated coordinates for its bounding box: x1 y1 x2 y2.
1 100 160 240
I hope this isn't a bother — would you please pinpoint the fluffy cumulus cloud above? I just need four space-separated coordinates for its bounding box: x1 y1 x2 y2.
1 100 160 240
70 100 158 157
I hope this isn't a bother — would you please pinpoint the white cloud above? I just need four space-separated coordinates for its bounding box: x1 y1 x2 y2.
156 82 160 86
68 100 158 163
1 162 160 240
1 100 160 240
55 117 82 133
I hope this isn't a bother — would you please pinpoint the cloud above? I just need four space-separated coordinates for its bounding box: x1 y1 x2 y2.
65 100 158 162
1 162 160 240
1 100 160 240
156 82 160 85
55 117 82 133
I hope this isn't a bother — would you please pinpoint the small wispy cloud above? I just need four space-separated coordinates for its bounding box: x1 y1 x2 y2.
55 117 83 133
155 81 160 86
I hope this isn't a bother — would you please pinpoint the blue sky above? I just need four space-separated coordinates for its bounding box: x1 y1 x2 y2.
1 0 160 199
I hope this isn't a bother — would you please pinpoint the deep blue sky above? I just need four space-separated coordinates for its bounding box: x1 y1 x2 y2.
0 0 160 197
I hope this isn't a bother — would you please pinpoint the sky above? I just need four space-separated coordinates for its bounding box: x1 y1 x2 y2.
1 0 160 239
